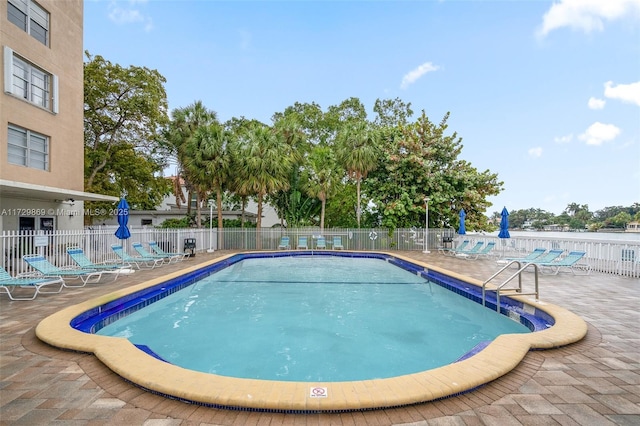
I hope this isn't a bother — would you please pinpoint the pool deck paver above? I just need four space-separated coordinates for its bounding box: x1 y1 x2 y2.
0 250 638 425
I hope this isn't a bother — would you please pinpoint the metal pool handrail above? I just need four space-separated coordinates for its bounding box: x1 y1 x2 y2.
482 261 540 311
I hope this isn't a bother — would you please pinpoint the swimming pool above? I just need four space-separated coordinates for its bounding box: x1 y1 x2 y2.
36 251 588 412
94 256 530 382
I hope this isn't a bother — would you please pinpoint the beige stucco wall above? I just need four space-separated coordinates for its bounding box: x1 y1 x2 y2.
0 0 84 192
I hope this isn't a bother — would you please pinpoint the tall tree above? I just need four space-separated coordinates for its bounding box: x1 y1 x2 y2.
83 52 170 219
336 121 379 227
304 145 341 232
267 111 312 226
272 101 327 145
373 97 414 128
226 117 265 230
164 101 219 222
238 124 293 248
366 111 502 230
187 123 231 246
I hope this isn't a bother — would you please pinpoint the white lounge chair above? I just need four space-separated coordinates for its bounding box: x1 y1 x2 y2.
0 266 64 300
22 254 103 287
333 236 344 250
278 236 290 250
297 236 308 250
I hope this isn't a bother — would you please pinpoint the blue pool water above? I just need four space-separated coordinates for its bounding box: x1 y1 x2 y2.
97 256 530 382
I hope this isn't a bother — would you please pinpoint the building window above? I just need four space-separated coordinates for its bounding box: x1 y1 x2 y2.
7 0 49 46
3 47 58 113
7 124 49 171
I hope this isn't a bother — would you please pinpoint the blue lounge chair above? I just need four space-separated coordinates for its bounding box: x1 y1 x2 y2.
132 242 172 264
453 241 484 257
524 249 565 265
148 241 188 261
111 244 164 269
538 251 591 275
316 236 327 250
506 248 547 262
441 240 470 256
278 236 290 250
333 236 344 250
0 266 64 300
67 247 131 280
297 236 308 250
458 241 496 260
22 254 103 287
496 248 547 265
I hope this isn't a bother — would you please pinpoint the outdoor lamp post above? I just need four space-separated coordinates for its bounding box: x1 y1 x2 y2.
423 197 430 254
207 200 215 253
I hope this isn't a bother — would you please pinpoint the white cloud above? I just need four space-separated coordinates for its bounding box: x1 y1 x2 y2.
578 122 621 145
528 147 543 158
536 0 640 38
604 81 640 106
554 134 573 143
108 0 153 32
400 62 439 90
587 97 606 109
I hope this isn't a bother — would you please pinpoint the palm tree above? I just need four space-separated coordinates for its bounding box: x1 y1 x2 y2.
226 117 264 232
188 123 231 248
165 101 218 224
270 113 308 226
304 145 340 232
336 121 379 227
237 124 293 248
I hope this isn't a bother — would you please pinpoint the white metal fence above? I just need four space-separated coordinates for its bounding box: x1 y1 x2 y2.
2 227 639 277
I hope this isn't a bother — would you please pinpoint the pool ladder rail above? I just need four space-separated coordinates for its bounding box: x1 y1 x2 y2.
482 261 540 311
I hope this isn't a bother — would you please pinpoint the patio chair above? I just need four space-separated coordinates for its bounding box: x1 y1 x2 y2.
537 251 591 275
132 242 172 265
0 266 64 300
497 248 547 265
333 236 344 250
22 254 103 287
523 249 565 265
67 247 132 281
149 241 188 261
458 241 496 260
452 241 484 257
440 240 469 256
316 236 327 250
297 236 308 250
278 236 290 250
111 244 164 269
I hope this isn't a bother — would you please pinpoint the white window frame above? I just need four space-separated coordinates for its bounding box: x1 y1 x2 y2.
3 46 58 113
7 0 50 46
7 124 50 171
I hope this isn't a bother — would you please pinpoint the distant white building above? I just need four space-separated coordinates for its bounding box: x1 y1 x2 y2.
626 221 640 233
101 177 281 228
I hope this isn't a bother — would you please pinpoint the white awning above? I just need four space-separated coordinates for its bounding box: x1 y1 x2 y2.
0 180 119 203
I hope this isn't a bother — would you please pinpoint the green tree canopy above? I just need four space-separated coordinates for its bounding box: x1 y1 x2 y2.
366 111 502 230
83 52 170 221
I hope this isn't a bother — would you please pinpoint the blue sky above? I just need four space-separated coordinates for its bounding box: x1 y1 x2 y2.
84 0 640 216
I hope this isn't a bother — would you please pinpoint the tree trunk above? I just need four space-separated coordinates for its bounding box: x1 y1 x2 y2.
241 197 246 229
356 175 362 228
256 194 263 250
216 187 223 249
195 192 202 228
320 197 326 233
86 157 108 190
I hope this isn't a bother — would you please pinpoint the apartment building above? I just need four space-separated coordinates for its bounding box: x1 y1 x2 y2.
1 0 117 232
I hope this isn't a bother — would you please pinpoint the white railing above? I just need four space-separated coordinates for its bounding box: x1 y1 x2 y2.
1 228 638 277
